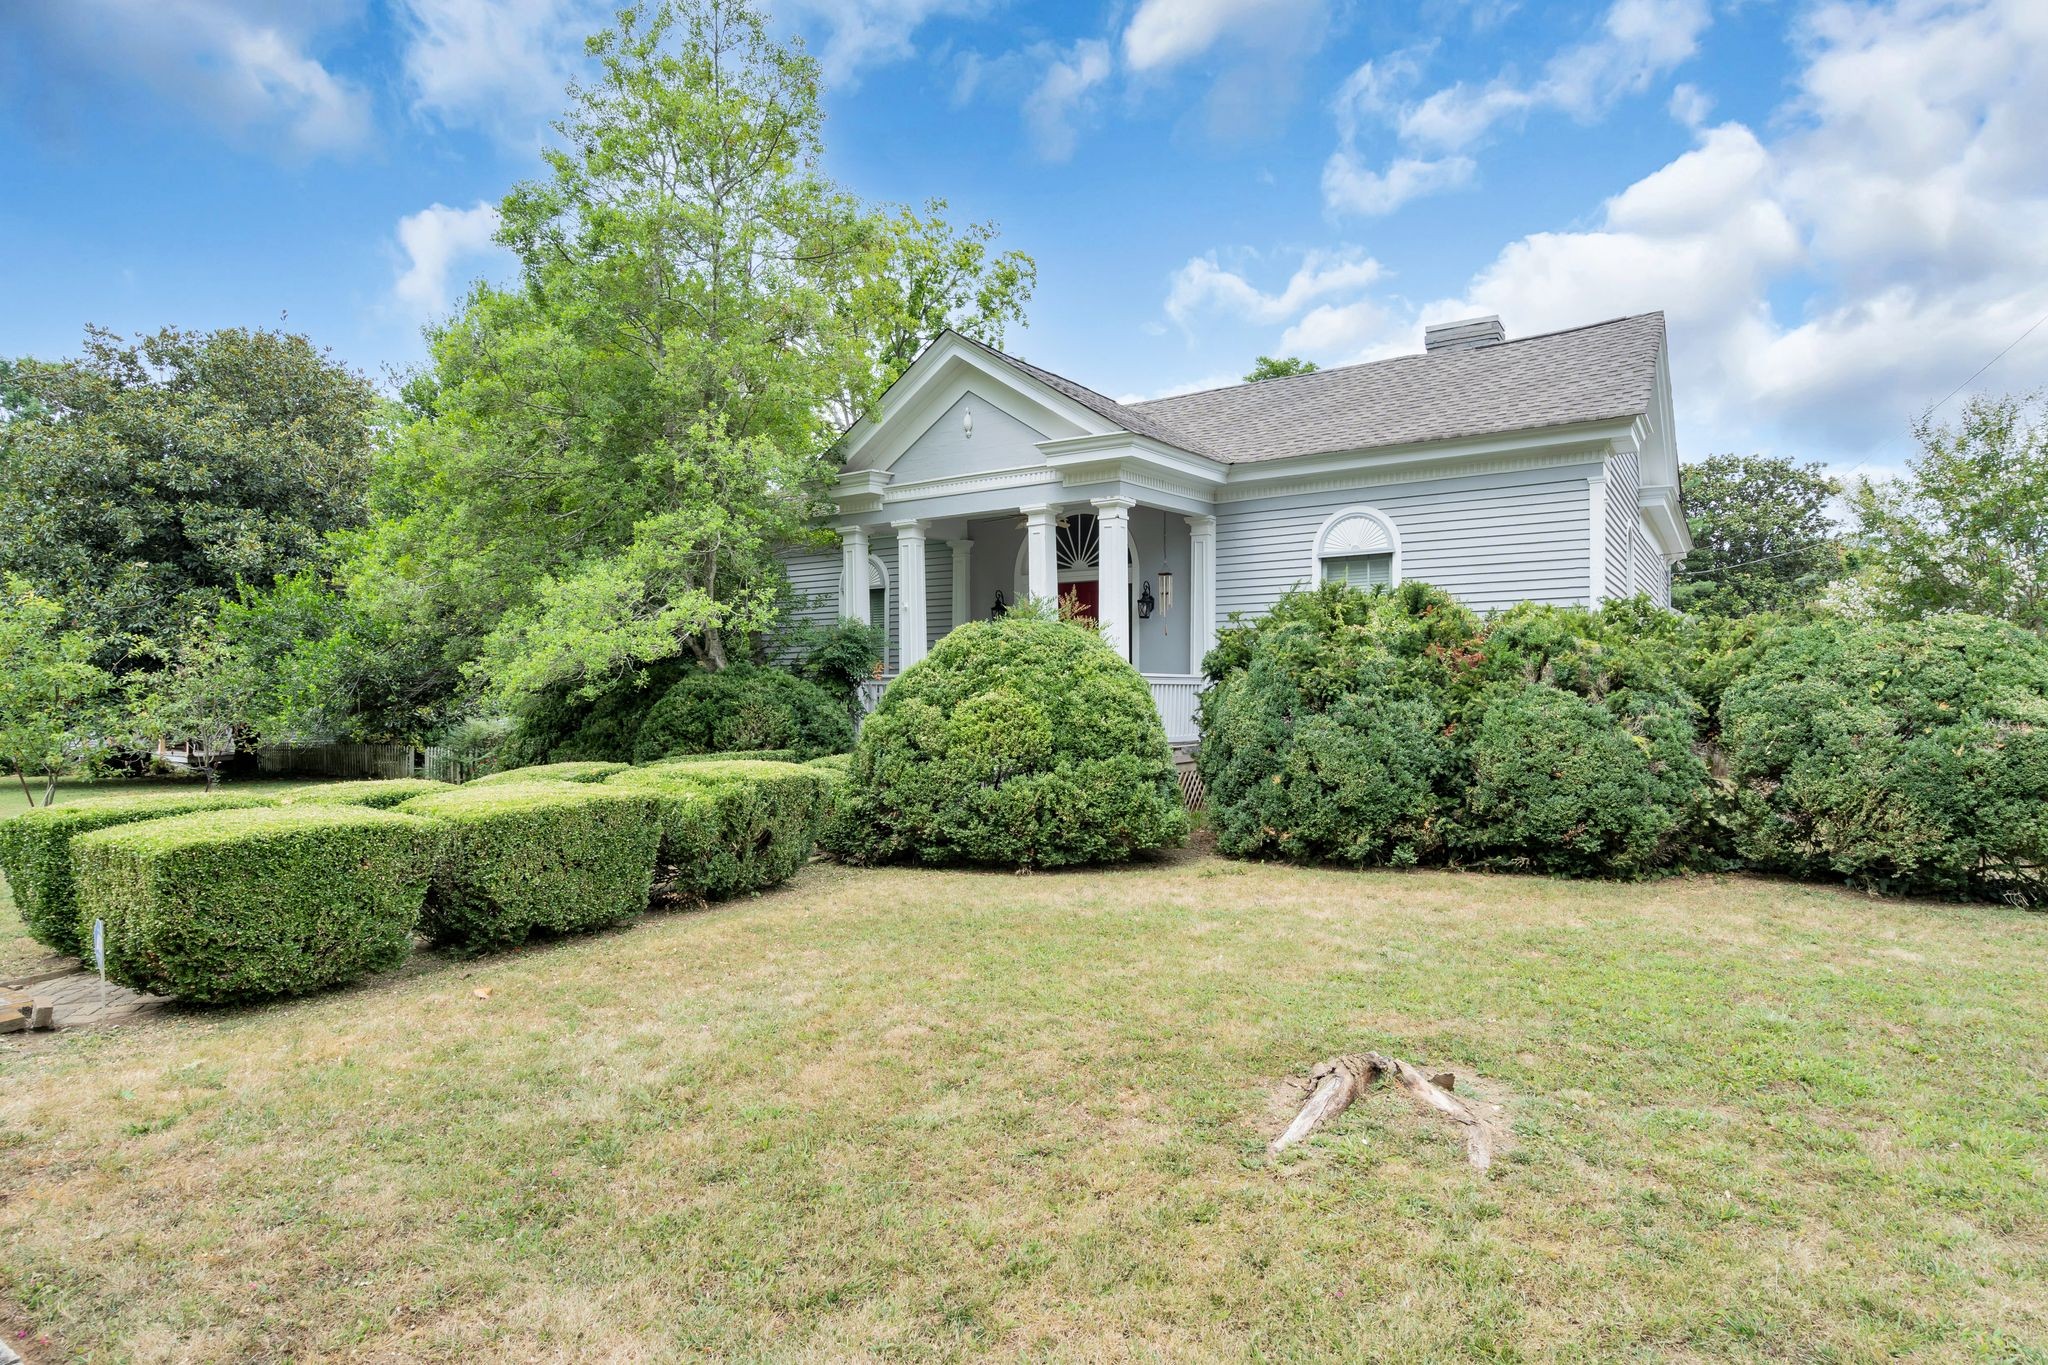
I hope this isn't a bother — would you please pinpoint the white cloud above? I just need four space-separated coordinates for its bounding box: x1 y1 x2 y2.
397 0 604 137
1167 250 1384 327
8 0 371 154
1668 81 1712 128
1022 39 1111 161
779 0 987 84
392 202 506 319
1121 0 1311 72
1321 153 1476 216
1324 0 1710 216
1184 0 2048 468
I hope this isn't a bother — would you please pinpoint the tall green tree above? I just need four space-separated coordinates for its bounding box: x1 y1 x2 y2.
1673 453 1843 617
1846 394 2048 630
1244 355 1318 382
0 577 115 806
354 0 1032 710
0 326 376 666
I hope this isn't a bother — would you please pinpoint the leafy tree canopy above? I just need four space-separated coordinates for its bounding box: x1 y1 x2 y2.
1244 355 1318 382
0 325 376 666
1673 453 1843 618
0 577 115 806
1843 394 2048 631
350 0 1033 712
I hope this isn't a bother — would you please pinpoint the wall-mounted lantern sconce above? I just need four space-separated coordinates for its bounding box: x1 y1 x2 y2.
1136 580 1157 620
1157 570 1173 612
990 589 1007 619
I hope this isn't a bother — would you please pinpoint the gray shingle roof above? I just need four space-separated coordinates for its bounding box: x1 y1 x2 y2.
967 312 1666 466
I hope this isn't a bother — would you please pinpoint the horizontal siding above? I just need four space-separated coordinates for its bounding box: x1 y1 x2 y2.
780 545 841 630
1604 450 1638 601
1214 464 1596 623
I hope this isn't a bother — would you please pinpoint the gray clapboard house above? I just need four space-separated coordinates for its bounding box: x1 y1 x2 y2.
779 311 1690 744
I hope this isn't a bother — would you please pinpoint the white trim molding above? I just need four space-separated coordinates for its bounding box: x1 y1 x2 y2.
1310 506 1403 588
1586 470 1611 606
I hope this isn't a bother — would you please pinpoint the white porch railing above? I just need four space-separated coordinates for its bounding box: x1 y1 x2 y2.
853 673 1204 745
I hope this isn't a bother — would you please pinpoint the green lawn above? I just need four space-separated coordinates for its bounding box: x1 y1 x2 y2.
0 800 2045 1359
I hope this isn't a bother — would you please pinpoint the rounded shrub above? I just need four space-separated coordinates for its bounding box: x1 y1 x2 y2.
397 782 661 952
1197 582 1476 867
1721 614 2048 902
630 663 851 763
0 791 273 957
72 805 444 1003
825 611 1189 868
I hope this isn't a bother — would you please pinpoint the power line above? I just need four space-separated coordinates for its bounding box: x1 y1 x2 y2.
1671 543 1837 579
1919 308 2048 421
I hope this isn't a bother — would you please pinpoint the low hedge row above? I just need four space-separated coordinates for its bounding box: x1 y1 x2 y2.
76 805 444 1003
607 760 834 901
0 760 837 1003
397 781 663 952
465 760 628 787
0 792 273 957
1198 582 2048 901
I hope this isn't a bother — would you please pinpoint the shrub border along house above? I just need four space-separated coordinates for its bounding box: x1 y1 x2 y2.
0 792 274 957
1196 580 2048 902
73 804 445 1003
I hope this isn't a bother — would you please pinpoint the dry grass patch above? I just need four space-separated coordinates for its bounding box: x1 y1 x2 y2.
0 847 2046 1360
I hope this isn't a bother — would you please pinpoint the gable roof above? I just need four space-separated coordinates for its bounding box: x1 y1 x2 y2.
953 312 1666 466
947 331 1222 457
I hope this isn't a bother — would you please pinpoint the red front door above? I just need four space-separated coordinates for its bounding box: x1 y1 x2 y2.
1065 579 1100 621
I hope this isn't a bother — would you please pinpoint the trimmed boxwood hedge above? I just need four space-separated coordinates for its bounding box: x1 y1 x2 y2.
464 761 629 787
0 792 273 957
397 781 661 952
656 748 799 765
629 664 852 763
825 611 1190 868
72 805 444 1003
606 760 833 901
285 778 452 809
1721 614 2048 902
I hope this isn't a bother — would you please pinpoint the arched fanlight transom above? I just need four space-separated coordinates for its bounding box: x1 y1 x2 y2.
1056 512 1100 572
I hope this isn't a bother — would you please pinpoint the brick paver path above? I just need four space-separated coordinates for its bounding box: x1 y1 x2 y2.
2 971 165 1029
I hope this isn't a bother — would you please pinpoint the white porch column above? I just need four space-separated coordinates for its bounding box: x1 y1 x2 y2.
1022 503 1058 603
1093 496 1135 661
950 539 973 630
839 524 870 623
1185 514 1216 669
892 520 928 668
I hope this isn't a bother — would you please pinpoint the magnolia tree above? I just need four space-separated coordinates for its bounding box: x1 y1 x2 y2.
0 578 115 806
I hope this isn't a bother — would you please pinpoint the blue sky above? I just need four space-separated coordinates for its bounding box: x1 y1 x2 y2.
5 0 2046 483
